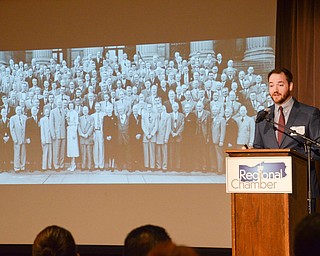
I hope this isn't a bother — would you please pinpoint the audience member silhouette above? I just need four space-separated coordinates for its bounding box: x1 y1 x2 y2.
32 225 78 256
124 224 171 256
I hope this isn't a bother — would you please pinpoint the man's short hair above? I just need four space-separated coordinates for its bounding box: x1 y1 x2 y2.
124 224 171 256
268 67 293 84
32 225 77 256
294 213 320 256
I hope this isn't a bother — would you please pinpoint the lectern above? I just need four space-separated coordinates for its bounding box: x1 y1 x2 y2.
226 149 308 256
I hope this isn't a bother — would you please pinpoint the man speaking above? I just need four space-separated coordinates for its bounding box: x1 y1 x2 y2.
253 67 320 211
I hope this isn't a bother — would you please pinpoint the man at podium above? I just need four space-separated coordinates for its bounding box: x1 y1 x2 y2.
253 67 320 210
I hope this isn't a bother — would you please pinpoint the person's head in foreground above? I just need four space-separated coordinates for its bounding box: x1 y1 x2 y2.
148 241 198 256
124 224 171 256
32 225 78 256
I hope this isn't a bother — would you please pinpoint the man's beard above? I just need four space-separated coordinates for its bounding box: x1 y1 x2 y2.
271 90 291 105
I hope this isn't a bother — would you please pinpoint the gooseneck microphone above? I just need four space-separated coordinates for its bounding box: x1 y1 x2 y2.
255 108 271 123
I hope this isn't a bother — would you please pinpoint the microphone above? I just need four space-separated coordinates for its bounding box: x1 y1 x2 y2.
255 108 271 123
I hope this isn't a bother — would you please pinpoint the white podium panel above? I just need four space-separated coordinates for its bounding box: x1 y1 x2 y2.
226 156 292 193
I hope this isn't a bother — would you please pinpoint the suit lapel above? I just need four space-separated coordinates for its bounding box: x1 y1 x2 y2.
285 100 300 129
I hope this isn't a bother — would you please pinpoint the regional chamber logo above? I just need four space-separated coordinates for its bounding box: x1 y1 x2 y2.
227 159 292 193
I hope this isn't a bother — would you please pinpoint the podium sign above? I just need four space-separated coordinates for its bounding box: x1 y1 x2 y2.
226 156 292 193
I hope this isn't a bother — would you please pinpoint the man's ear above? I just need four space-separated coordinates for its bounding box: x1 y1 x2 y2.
289 82 294 91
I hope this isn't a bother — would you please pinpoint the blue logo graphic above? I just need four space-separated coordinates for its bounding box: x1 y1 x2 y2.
239 162 287 182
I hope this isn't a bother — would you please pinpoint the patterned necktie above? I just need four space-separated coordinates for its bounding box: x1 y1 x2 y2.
278 106 285 145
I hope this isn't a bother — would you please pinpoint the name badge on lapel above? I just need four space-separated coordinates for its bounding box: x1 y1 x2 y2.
290 126 305 136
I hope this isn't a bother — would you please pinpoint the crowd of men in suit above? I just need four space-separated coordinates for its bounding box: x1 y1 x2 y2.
0 50 274 173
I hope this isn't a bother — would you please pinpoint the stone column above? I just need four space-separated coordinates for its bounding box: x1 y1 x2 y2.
136 44 167 63
243 37 274 61
189 40 215 59
31 49 53 65
0 52 8 66
83 47 104 61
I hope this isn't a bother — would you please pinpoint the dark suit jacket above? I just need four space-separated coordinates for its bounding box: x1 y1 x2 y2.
169 112 184 143
83 100 97 115
198 98 210 111
254 99 320 152
0 105 13 118
116 115 130 145
93 57 103 70
216 61 225 74
129 114 142 137
26 117 40 143
224 117 238 148
157 86 169 102
0 117 12 164
168 82 178 92
44 73 54 85
26 116 41 163
103 115 118 139
0 118 10 141
66 89 77 101
254 99 320 196
204 89 214 101
195 110 211 142
25 76 37 88
243 100 259 117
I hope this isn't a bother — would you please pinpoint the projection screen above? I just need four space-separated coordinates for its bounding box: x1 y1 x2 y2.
0 0 276 248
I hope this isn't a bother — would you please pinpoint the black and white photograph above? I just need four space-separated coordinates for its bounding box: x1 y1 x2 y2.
0 37 275 184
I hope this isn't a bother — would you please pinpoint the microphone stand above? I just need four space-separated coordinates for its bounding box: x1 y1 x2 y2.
265 117 320 214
